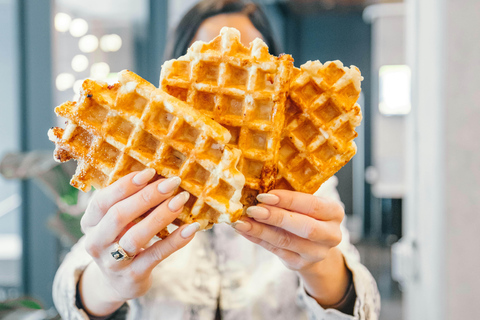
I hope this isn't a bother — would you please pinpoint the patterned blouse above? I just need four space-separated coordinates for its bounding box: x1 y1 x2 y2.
53 177 381 319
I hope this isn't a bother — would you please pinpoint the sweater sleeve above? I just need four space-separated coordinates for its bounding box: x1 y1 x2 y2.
296 177 381 320
52 236 130 320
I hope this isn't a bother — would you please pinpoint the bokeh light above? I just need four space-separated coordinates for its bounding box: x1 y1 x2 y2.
69 18 88 37
100 34 123 52
54 13 71 33
56 73 75 91
78 35 99 53
71 55 89 72
90 62 110 80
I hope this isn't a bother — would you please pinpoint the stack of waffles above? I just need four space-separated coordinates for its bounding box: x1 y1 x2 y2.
49 27 362 234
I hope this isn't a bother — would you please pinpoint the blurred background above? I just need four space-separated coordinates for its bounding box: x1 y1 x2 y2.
0 0 479 319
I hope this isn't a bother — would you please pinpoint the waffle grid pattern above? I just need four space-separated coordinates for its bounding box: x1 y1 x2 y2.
161 27 293 206
276 61 363 194
49 70 245 231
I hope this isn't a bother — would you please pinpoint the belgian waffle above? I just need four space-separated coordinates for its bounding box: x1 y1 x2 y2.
48 70 246 235
276 60 363 194
160 27 293 206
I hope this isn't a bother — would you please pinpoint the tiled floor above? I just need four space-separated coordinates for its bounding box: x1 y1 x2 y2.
356 240 403 320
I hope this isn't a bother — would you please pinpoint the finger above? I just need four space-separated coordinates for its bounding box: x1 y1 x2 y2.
81 168 157 232
246 205 342 245
90 177 183 247
233 218 328 262
132 222 200 274
118 191 191 256
256 190 344 221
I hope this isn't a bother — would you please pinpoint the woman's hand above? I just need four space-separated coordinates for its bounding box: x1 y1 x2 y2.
78 168 200 317
233 190 351 307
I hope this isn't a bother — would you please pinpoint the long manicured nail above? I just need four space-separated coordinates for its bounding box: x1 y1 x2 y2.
132 168 156 186
157 176 181 194
232 220 252 233
181 222 200 238
256 193 280 205
168 191 190 211
246 206 270 220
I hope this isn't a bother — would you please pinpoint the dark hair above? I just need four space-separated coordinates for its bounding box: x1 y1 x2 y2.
163 0 281 61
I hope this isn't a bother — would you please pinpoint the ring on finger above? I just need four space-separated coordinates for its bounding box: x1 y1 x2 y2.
110 242 136 261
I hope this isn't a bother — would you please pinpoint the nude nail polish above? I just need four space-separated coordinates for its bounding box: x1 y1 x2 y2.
246 206 270 219
132 168 156 186
168 191 190 212
232 220 252 232
256 193 280 205
157 176 181 194
181 222 201 238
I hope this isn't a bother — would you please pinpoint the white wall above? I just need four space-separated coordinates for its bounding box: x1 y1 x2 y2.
404 0 480 319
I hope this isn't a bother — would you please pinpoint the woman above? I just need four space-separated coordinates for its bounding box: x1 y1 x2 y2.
53 1 380 319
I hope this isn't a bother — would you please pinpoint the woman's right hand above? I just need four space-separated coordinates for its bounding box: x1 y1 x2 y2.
78 168 199 317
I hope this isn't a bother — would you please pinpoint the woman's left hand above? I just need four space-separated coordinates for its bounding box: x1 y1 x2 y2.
233 190 344 272
233 190 352 308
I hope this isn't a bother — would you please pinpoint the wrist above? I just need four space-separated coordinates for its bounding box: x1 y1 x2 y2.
79 262 125 317
297 247 351 307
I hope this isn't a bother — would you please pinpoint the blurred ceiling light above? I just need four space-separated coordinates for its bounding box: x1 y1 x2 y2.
73 79 84 95
379 65 411 115
54 13 71 32
78 35 98 53
56 73 75 91
71 54 89 72
100 34 123 52
69 18 89 37
90 62 110 80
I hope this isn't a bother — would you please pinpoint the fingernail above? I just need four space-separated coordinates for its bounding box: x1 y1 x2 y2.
157 176 181 194
232 220 252 233
132 168 156 186
181 222 200 238
168 191 190 211
256 193 280 205
246 206 270 219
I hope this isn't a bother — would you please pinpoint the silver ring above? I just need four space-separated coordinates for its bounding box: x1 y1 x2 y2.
110 243 135 261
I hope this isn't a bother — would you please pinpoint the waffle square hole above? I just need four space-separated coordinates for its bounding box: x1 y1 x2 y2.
242 158 263 179
196 62 219 84
165 85 188 102
291 159 319 184
300 81 324 106
322 63 345 86
169 61 190 80
106 116 133 145
114 156 147 179
185 162 210 187
194 91 216 112
225 64 248 89
314 99 341 123
241 187 258 206
285 99 303 125
293 119 318 146
118 92 148 115
198 204 221 221
224 95 244 117
175 122 200 145
162 147 187 170
248 130 269 151
95 141 121 168
82 101 108 126
224 125 241 146
338 83 359 105
335 122 357 142
71 126 93 151
279 139 298 164
150 107 175 134
211 179 235 201
204 139 223 163
135 130 161 157
255 69 276 91
275 177 294 191
252 99 273 121
313 142 337 162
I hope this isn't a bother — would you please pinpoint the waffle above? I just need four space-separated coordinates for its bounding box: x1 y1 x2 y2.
275 60 363 194
160 27 293 206
48 70 246 235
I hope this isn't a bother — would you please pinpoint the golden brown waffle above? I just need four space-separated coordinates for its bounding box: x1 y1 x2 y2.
48 70 246 235
276 60 363 194
160 27 293 207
